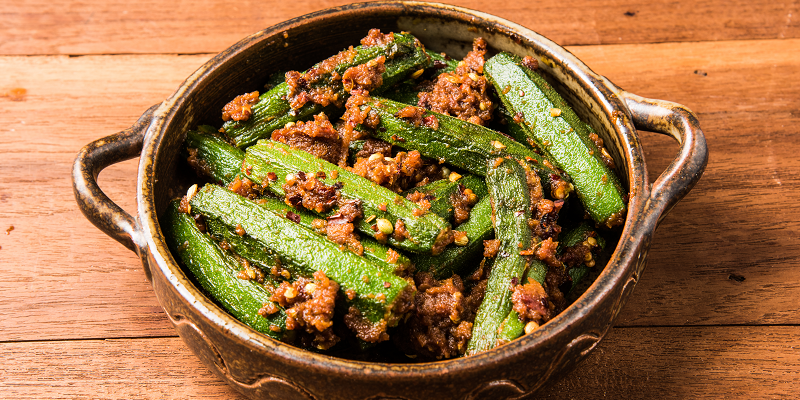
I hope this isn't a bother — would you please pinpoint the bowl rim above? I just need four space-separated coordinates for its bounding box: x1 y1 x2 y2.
137 0 650 377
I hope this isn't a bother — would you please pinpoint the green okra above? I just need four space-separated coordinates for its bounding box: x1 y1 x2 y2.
383 50 459 105
467 157 545 355
253 195 412 273
354 96 570 199
181 131 412 272
222 32 431 148
184 128 245 184
162 200 290 340
401 179 462 222
411 195 494 279
484 52 627 227
243 140 453 254
558 222 606 294
188 184 413 327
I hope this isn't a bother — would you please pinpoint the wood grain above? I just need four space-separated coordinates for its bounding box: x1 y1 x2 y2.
1 5 798 396
0 0 798 55
0 54 212 341
2 39 798 342
2 327 797 399
569 39 800 326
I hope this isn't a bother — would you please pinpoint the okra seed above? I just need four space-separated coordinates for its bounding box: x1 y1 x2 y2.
584 252 593 262
448 172 462 182
468 72 479 81
186 184 198 201
376 219 393 235
304 283 317 294
441 167 451 178
284 287 297 299
587 237 598 247
411 69 425 79
586 259 596 268
284 121 296 129
454 232 469 246
368 153 382 162
524 321 540 335
491 140 506 150
550 108 562 117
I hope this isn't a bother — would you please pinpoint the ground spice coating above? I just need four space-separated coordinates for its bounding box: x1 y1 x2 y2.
283 171 340 213
450 186 478 225
417 38 494 125
343 307 390 343
395 272 484 360
221 91 260 122
360 28 395 47
272 113 346 166
270 270 340 350
511 279 550 324
342 56 386 93
351 150 441 193
483 239 501 258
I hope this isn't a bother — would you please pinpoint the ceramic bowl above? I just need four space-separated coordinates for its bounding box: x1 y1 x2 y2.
73 2 707 399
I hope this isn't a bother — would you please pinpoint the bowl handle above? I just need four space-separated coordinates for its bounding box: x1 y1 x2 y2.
618 92 708 223
72 104 160 254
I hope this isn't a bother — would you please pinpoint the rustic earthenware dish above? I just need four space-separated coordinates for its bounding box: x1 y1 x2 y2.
73 2 707 399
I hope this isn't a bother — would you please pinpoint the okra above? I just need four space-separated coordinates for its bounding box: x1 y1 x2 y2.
354 96 569 198
182 132 412 272
184 128 245 184
189 184 414 329
253 195 412 273
558 222 606 294
411 195 494 279
456 173 489 200
401 179 462 222
383 51 459 105
484 52 627 227
222 32 430 148
162 201 290 340
205 218 284 276
243 140 452 254
467 157 542 355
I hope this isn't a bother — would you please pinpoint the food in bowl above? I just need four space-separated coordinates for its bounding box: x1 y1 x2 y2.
162 28 626 361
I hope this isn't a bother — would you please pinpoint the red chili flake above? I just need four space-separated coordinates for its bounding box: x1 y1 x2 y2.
422 115 439 130
383 282 391 288
267 172 277 181
391 134 406 143
378 203 388 211
286 211 301 223
316 171 327 179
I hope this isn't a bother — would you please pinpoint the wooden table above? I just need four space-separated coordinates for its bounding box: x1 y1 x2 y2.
2 1 798 398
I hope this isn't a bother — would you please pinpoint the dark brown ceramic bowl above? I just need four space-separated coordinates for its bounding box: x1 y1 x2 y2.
73 2 707 399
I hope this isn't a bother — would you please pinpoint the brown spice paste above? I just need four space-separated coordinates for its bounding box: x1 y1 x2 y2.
417 38 494 125
270 270 340 350
221 91 260 122
271 113 346 166
283 171 340 213
395 273 484 360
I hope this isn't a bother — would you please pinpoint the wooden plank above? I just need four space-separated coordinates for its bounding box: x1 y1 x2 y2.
0 0 798 55
0 54 212 341
538 326 800 399
1 38 798 342
2 326 798 399
567 39 800 326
